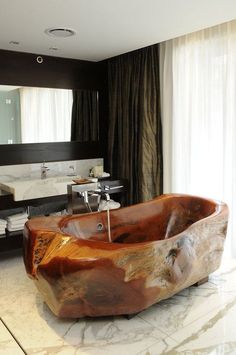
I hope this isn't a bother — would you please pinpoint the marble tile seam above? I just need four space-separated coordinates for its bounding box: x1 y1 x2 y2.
189 273 236 295
191 282 236 296
179 292 235 331
137 289 235 341
206 285 236 295
214 265 236 277
136 314 173 340
169 296 236 346
0 317 27 354
135 336 178 355
137 306 209 349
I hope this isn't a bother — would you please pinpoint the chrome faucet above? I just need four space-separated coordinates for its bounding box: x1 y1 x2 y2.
41 162 49 179
67 182 124 214
67 165 76 176
103 192 110 202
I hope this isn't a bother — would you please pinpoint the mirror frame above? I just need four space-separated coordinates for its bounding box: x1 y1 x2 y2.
0 49 108 167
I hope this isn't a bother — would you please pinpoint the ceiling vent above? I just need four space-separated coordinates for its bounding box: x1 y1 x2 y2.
45 28 76 38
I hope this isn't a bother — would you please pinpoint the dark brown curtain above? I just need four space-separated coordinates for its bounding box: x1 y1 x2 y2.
71 90 99 141
108 44 163 205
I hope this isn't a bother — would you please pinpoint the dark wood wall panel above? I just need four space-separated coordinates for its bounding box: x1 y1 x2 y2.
0 142 102 166
0 49 102 90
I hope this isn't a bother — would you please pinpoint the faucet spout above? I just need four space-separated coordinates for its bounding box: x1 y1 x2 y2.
41 162 49 179
103 192 110 201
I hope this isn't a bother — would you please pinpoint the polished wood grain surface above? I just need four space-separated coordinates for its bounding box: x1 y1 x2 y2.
23 194 228 318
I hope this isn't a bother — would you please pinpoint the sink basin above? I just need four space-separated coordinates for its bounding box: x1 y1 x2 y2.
0 176 80 201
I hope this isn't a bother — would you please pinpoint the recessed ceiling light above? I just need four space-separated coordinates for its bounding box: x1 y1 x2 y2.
9 41 20 45
45 28 76 38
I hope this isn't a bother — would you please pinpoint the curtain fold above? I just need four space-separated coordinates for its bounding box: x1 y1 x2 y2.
159 20 236 258
71 90 99 142
108 45 163 205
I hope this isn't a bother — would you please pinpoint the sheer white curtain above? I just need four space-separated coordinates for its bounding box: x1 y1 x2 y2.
20 87 73 143
159 20 236 258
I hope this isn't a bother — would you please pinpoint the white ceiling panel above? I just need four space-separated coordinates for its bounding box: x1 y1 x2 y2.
0 0 235 61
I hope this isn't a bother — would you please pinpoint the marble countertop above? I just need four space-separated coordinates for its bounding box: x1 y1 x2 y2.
0 251 236 354
0 175 80 201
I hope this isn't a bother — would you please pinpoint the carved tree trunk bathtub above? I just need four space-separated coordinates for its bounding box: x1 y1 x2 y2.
23 193 228 318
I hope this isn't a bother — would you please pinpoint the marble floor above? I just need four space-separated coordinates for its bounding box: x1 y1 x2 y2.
0 250 236 355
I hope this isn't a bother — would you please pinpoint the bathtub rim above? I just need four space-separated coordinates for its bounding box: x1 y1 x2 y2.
56 193 228 248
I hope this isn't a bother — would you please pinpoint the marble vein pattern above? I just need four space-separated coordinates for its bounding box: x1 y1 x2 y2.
0 251 236 354
0 319 24 354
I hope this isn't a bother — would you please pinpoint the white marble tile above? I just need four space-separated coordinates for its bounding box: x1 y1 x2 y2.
2 306 169 355
0 253 168 355
138 282 235 336
0 319 24 354
199 260 236 295
1 252 236 355
168 295 236 354
136 336 177 355
24 317 168 355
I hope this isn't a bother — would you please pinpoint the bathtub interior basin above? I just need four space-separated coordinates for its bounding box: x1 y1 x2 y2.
23 193 228 318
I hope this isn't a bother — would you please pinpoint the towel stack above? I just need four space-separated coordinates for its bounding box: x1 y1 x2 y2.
6 212 28 232
0 218 7 235
49 209 68 216
99 199 121 211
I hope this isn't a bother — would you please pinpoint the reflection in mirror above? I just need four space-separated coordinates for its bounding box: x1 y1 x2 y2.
0 86 21 144
20 87 72 143
0 85 99 144
71 90 99 142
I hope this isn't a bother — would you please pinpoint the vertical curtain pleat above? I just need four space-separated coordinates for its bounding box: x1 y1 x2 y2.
108 45 163 205
71 90 99 141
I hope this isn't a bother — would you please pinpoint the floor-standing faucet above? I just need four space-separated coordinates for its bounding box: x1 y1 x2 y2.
41 162 49 179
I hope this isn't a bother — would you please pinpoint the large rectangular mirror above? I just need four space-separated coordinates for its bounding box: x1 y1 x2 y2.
0 85 99 144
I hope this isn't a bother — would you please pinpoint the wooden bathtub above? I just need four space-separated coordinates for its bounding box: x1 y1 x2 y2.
23 193 228 318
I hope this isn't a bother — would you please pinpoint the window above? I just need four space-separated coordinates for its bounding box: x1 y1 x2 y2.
160 20 236 257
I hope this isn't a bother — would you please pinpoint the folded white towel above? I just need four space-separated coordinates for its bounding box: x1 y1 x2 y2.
99 199 121 211
7 217 28 224
49 211 62 216
0 228 6 233
7 218 28 223
0 222 7 227
0 218 6 224
7 216 28 223
7 220 27 229
7 212 28 222
7 218 28 225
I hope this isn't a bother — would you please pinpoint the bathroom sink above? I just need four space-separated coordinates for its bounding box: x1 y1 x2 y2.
0 176 79 201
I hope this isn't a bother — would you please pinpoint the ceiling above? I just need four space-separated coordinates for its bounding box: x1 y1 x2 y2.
0 0 235 62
